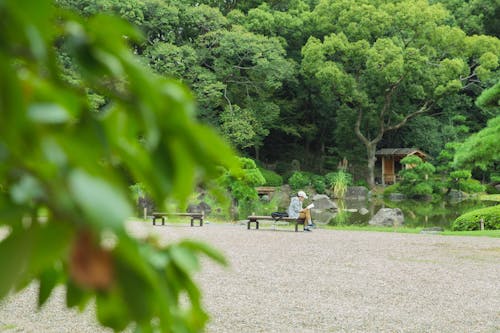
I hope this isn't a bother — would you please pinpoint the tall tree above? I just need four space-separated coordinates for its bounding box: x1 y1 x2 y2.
302 0 500 187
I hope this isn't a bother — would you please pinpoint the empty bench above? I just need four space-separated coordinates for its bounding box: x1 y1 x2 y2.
152 212 204 227
246 215 306 232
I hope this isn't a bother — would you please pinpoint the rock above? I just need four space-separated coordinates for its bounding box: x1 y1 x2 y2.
359 208 369 215
187 201 212 215
311 209 336 224
389 193 405 201
260 195 270 202
448 189 468 202
368 208 404 227
312 194 338 210
137 196 155 217
345 186 369 200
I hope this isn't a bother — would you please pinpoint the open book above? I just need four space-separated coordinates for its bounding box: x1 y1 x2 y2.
305 203 314 210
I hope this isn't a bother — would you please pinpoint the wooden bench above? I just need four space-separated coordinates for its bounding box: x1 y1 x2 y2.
152 212 204 227
246 215 306 232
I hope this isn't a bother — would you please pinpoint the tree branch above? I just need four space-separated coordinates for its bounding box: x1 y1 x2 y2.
385 101 431 132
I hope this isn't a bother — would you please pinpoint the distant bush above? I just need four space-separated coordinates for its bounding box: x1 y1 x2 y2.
354 179 369 188
311 175 326 194
288 171 311 191
485 184 500 194
451 205 500 231
259 168 283 186
397 155 437 198
383 184 401 197
447 170 485 193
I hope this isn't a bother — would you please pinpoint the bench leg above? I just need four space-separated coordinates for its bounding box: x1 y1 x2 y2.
191 218 194 227
152 217 156 226
247 220 259 230
162 217 165 226
200 218 203 226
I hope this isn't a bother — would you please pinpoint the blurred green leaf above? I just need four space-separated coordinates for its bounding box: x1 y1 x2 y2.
178 240 227 266
68 169 132 230
28 103 72 124
0 228 31 299
66 279 91 310
170 246 199 274
10 174 44 204
96 288 129 331
38 266 61 308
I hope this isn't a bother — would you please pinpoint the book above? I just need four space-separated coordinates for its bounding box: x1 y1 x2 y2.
306 203 314 210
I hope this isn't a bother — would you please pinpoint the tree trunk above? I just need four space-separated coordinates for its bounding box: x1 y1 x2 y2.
365 143 378 188
254 145 260 161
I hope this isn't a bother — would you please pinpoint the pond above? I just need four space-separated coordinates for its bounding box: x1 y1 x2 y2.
336 198 496 229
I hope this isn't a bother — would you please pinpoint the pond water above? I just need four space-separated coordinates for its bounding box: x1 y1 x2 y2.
336 198 495 229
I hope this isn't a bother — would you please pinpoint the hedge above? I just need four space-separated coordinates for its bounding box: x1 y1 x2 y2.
451 205 500 231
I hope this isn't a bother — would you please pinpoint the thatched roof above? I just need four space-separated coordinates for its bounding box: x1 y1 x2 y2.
375 148 428 158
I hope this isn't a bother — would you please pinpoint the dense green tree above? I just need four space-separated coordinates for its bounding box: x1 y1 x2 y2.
302 0 500 187
454 116 500 172
196 26 295 156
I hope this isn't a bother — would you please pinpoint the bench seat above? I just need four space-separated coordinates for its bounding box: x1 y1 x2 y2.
152 212 204 227
246 215 306 232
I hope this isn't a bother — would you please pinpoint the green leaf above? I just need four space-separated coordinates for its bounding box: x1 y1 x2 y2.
96 289 130 331
178 240 227 266
68 169 132 230
66 279 91 310
169 246 199 274
38 266 60 308
0 228 31 299
28 103 72 124
116 259 155 323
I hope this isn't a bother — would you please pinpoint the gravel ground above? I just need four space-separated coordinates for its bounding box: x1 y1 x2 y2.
1 222 499 333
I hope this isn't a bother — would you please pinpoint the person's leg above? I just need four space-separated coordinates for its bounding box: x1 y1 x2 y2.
304 209 312 225
299 212 310 230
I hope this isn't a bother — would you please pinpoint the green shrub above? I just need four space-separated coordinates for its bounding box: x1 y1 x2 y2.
485 184 500 194
311 175 326 194
259 168 283 186
397 156 437 198
451 205 500 231
383 184 401 197
447 169 485 193
354 179 369 188
218 157 265 218
288 171 311 191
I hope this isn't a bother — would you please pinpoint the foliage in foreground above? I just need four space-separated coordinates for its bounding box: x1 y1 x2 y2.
0 1 239 332
451 205 500 231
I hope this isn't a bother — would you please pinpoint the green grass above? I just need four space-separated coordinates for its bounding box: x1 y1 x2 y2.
128 217 499 237
441 229 500 237
480 194 500 202
324 224 500 237
324 225 422 234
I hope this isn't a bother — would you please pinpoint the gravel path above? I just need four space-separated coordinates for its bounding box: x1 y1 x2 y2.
1 222 499 332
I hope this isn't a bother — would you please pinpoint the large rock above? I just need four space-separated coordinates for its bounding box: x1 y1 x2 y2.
312 194 338 210
345 186 369 200
359 207 369 215
311 209 336 224
368 208 404 227
187 201 212 215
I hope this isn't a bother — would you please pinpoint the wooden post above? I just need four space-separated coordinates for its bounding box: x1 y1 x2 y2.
480 218 484 231
143 207 147 220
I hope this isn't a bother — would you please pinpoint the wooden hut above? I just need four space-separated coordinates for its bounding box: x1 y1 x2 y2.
375 148 429 185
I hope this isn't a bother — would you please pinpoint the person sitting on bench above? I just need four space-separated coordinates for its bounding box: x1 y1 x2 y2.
287 190 314 231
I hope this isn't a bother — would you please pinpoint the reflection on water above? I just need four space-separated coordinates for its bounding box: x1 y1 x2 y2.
335 198 495 229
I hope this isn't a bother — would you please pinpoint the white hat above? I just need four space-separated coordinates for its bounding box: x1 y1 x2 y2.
297 190 308 199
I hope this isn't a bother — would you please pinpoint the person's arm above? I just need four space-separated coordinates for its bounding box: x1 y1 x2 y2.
288 197 302 218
